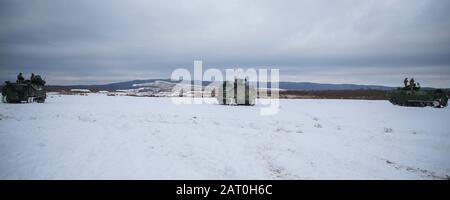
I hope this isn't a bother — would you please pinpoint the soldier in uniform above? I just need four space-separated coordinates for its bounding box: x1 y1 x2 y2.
404 78 409 89
30 73 36 83
409 78 415 90
17 73 24 83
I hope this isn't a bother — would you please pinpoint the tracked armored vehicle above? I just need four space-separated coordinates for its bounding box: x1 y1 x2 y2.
1 75 46 103
386 86 448 108
216 78 256 106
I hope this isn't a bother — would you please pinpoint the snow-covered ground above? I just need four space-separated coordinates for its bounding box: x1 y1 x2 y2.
0 94 449 179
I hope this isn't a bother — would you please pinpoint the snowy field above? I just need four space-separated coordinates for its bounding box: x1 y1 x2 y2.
0 94 449 180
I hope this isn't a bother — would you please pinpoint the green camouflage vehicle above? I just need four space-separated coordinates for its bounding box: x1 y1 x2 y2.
386 87 448 108
1 75 46 103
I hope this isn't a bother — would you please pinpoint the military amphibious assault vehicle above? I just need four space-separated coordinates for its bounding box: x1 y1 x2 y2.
386 86 448 108
216 78 256 105
1 75 46 103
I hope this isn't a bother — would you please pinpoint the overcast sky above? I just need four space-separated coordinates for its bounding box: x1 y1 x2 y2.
1 0 450 87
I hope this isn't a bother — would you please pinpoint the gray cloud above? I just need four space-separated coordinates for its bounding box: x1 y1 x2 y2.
1 0 450 87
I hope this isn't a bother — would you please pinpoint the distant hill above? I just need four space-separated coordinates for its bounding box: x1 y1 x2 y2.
47 79 397 91
47 79 175 91
278 82 393 91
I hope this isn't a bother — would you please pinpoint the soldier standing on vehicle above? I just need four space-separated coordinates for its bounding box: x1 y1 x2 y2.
17 73 24 83
404 78 409 88
30 73 35 82
410 78 415 90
